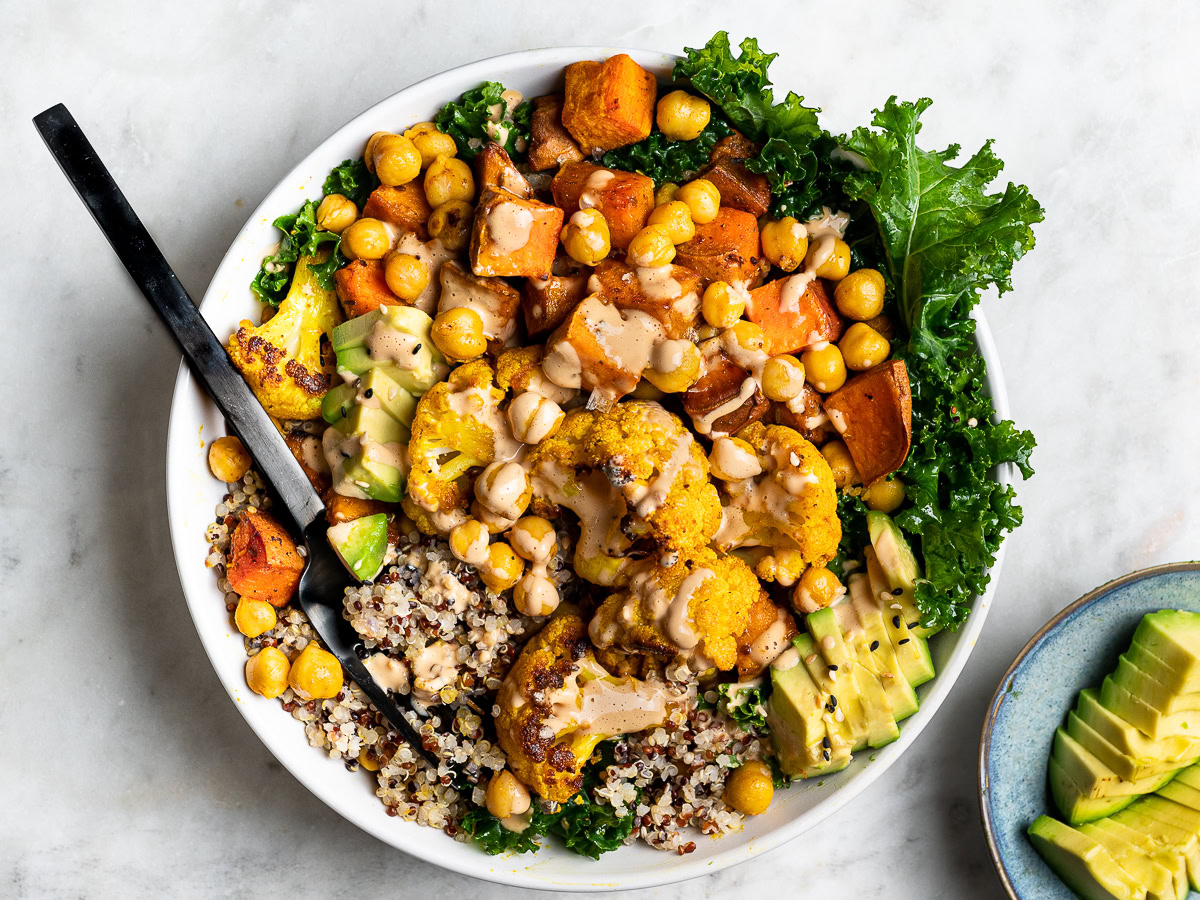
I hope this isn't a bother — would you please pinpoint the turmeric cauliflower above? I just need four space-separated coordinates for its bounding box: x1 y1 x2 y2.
712 422 841 565
227 252 341 420
495 611 674 801
589 546 765 672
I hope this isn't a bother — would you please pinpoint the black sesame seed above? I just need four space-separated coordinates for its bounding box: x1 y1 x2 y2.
870 640 880 651
828 664 838 672
364 388 374 398
829 695 838 708
898 638 911 645
907 621 919 629
892 615 901 628
822 736 831 749
823 750 831 761
892 589 903 596
412 343 422 353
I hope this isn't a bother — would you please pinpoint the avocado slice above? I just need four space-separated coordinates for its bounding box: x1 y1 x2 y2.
1091 819 1190 900
767 649 831 777
1102 676 1200 742
1131 611 1200 681
794 634 859 766
1172 766 1200 792
1077 689 1200 766
331 304 445 396
862 553 935 688
866 511 937 639
1080 821 1178 900
1052 729 1180 823
1113 804 1200 891
848 575 919 720
1051 756 1140 823
322 382 359 426
800 621 870 753
1158 780 1200 813
1027 815 1145 900
1069 711 1194 783
327 513 389 582
1113 655 1200 715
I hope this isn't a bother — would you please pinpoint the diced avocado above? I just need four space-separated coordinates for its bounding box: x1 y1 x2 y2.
1080 822 1177 900
322 382 358 426
1077 689 1200 766
358 368 418 427
1131 611 1200 682
800 623 870 753
848 576 919 721
1091 819 1190 900
1027 815 1145 900
331 305 445 395
1051 756 1139 823
867 511 937 639
1069 711 1193 783
342 403 410 446
767 649 830 777
1113 655 1200 716
1102 676 1200 742
327 513 389 582
340 454 406 504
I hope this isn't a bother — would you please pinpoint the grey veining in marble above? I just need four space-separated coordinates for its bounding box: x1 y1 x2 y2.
2 1 1199 897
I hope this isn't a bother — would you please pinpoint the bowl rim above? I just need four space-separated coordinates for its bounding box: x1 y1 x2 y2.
164 45 1018 890
977 560 1200 899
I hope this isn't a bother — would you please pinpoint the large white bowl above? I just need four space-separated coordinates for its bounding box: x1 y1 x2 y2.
166 46 1014 891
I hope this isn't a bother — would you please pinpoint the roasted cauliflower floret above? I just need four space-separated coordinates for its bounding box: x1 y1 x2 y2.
589 547 764 672
402 360 518 534
496 611 674 802
227 252 341 419
712 423 841 565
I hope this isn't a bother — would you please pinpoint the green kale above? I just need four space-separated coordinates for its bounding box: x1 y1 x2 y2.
435 81 532 161
830 491 870 578
322 158 379 209
458 808 542 855
717 681 769 732
601 110 733 184
249 199 341 306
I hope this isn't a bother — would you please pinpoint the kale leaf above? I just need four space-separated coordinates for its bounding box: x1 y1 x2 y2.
435 81 532 161
717 681 769 732
830 491 870 579
249 199 341 306
601 110 733 184
458 807 542 855
322 158 379 209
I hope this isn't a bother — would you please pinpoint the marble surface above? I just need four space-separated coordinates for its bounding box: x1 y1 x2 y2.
2 1 1198 897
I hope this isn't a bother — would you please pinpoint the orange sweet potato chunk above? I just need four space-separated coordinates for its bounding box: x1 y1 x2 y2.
589 258 701 339
284 432 331 495
562 54 657 153
674 207 767 290
551 161 654 250
362 184 431 240
469 186 564 279
682 350 770 437
702 158 772 217
522 258 589 336
334 259 395 319
823 360 913 486
746 276 844 355
736 597 797 679
227 508 305 607
475 143 532 198
528 94 585 172
323 489 390 526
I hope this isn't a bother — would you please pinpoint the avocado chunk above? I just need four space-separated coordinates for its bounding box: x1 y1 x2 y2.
799 623 870 754
1028 815 1145 900
1069 711 1194 783
327 513 389 582
1113 655 1200 716
794 633 857 769
767 648 830 777
1112 803 1200 891
866 511 936 638
1131 611 1200 685
1052 729 1180 824
331 304 446 395
322 382 358 426
1077 689 1200 767
1102 676 1200 742
1079 821 1178 900
1090 819 1189 900
848 575 919 720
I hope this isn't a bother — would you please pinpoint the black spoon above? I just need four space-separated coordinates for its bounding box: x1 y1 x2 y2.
33 103 441 771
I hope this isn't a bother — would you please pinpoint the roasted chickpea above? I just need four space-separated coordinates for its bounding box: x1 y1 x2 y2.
449 518 490 566
372 133 422 186
245 647 290 699
507 391 565 444
648 200 696 244
234 596 277 638
514 572 560 617
431 307 486 361
289 642 344 700
316 193 358 233
793 565 845 614
644 339 701 393
560 208 611 265
473 500 517 535
708 436 761 482
654 182 680 206
627 224 676 267
480 542 524 592
759 217 809 272
807 237 851 280
761 355 806 402
403 122 458 168
726 319 766 355
509 516 557 563
656 90 711 141
839 322 890 371
358 749 381 771
424 154 475 208
724 760 774 815
676 178 721 225
701 281 746 329
485 770 532 820
834 268 886 320
342 217 391 261
383 251 431 302
363 131 391 173
428 200 474 251
864 476 906 513
208 435 251 483
801 342 847 393
820 439 860 489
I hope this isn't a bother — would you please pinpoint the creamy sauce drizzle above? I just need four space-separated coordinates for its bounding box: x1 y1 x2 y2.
485 200 534 255
364 653 411 693
411 640 460 703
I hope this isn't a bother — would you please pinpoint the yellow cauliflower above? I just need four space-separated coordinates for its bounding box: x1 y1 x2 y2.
227 252 341 419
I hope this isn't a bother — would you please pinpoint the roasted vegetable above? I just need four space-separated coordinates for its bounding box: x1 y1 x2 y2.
823 360 912 486
747 275 844 355
469 187 564 279
227 508 305 607
562 54 657 153
361 183 432 240
673 206 767 289
551 161 655 250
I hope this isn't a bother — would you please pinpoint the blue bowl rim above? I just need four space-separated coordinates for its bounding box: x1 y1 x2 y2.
977 560 1200 898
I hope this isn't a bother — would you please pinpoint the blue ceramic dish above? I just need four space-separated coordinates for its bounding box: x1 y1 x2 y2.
980 562 1200 899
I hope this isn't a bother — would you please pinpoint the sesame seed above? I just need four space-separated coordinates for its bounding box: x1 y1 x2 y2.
413 343 422 353
822 736 831 749
828 664 838 672
870 640 880 651
892 589 903 596
823 750 831 761
829 695 838 708
892 616 900 628
898 638 910 645
907 621 919 629
364 388 374 398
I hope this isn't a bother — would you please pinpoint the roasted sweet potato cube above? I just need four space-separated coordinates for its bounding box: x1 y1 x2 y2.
522 256 588 336
227 508 304 607
475 142 532 198
469 186 563 279
589 258 702 339
674 207 767 290
335 259 395 319
823 360 912 486
544 297 655 403
284 431 331 495
773 384 835 445
683 350 770 437
362 183 431 240
736 597 797 679
561 54 656 153
323 489 390 526
528 94 585 172
439 259 521 342
710 131 760 164
747 275 844 355
702 158 772 217
551 161 654 250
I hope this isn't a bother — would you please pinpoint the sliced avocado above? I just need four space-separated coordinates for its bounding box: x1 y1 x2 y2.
848 575 919 720
1158 780 1200 813
327 513 389 582
1069 711 1193 783
864 549 935 686
331 304 445 395
1113 655 1200 715
866 511 937 639
1113 804 1200 891
767 648 830 777
1051 756 1139 823
851 660 899 748
1132 611 1200 677
1091 819 1190 900
1077 689 1200 765
1172 766 1200 792
1129 640 1200 696
802 617 871 753
1027 815 1145 900
340 455 405 504
1102 676 1200 742
1055 729 1181 800
341 403 410 446
1080 821 1177 900
322 382 358 426
794 634 859 765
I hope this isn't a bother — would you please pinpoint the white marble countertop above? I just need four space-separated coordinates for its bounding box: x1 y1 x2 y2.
3 1 1199 897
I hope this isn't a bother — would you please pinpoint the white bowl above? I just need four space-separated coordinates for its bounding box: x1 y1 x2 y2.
165 46 1013 891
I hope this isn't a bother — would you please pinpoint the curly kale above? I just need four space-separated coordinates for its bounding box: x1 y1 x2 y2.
601 110 733 184
717 681 770 732
322 157 379 209
250 198 341 306
435 81 532 161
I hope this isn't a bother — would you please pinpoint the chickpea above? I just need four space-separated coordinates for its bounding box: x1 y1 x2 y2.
708 436 761 482
372 133 422 187
701 281 746 329
834 268 886 320
288 642 344 700
514 572 560 617
428 200 474 251
656 90 712 141
839 322 890 372
358 749 381 772
626 224 676 268
807 237 851 281
761 355 807 402
480 542 524 592
643 339 701 393
342 217 391 261
316 193 358 233
424 154 475 208
655 182 680 207
648 200 696 244
245 647 290 699
759 217 809 273
820 439 860 489
485 770 531 820
793 565 845 614
384 251 431 302
801 342 847 393
724 760 774 815
234 596 277 638
403 122 458 168
560 208 611 265
676 178 721 224
509 516 557 562
363 131 392 173
864 476 906 513
431 307 486 361
473 500 517 535
476 460 531 521
208 435 251 483
449 518 490 566
508 391 565 444
726 319 766 355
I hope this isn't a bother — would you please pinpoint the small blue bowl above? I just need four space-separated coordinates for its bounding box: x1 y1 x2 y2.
980 562 1200 899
